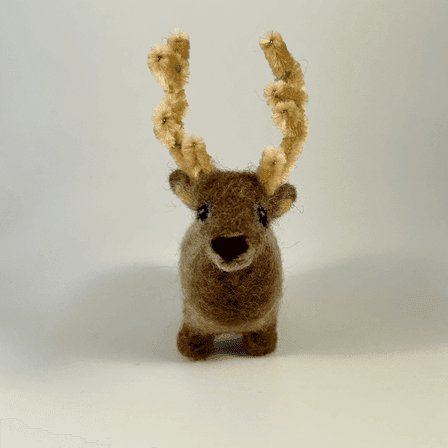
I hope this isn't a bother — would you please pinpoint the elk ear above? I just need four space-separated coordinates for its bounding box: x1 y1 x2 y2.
169 169 196 209
268 183 297 220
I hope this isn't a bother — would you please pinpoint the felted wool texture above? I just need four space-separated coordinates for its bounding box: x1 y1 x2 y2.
147 29 308 359
170 168 296 335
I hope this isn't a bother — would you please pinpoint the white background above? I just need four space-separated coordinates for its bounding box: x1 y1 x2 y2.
1 0 447 447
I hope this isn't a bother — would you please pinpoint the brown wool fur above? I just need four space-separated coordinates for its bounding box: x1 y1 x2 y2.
147 29 308 360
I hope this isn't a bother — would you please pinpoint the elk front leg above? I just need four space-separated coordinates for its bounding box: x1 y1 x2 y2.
242 323 277 357
177 323 215 361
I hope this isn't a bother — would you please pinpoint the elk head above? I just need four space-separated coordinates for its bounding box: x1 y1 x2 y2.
147 29 308 273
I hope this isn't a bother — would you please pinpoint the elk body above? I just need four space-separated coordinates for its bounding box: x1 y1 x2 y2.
148 29 308 360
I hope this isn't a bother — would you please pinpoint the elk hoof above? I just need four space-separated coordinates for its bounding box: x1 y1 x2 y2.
242 325 277 357
177 324 214 361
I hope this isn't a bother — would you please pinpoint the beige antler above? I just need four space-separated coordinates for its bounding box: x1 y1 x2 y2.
257 31 309 195
147 29 214 180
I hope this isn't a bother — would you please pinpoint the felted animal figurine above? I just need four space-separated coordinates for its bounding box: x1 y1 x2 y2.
147 29 308 361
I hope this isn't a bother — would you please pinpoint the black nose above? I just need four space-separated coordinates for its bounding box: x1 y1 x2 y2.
211 235 248 262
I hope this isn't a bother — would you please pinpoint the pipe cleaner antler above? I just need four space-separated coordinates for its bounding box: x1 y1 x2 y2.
147 29 214 180
256 30 309 195
147 29 308 195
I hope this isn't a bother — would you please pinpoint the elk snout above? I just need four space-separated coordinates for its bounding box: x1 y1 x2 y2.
211 235 248 262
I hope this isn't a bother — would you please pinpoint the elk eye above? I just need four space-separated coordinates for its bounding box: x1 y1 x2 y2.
256 204 268 227
197 202 211 222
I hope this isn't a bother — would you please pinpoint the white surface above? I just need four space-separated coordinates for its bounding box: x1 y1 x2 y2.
1 0 447 447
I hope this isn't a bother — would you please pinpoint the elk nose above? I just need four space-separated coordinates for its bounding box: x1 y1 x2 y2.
211 235 248 262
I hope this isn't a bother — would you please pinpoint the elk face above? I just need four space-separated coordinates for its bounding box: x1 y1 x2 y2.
169 168 297 272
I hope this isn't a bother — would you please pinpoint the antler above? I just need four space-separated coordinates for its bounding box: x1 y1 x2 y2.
148 30 308 192
147 29 214 180
257 31 309 196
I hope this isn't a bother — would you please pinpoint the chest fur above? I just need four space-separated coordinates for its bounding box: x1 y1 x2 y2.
179 227 283 327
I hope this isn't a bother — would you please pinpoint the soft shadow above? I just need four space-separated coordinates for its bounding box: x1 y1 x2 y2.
41 264 183 364
277 249 448 356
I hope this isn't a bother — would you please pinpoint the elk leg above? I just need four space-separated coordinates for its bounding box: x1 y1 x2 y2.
242 323 277 356
177 323 215 361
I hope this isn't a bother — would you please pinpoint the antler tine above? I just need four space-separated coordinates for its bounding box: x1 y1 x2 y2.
257 30 309 196
147 29 214 180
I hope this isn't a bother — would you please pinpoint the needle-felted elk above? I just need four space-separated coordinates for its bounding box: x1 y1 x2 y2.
147 29 308 360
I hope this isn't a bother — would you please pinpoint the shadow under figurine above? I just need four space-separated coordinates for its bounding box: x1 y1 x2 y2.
147 29 308 360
